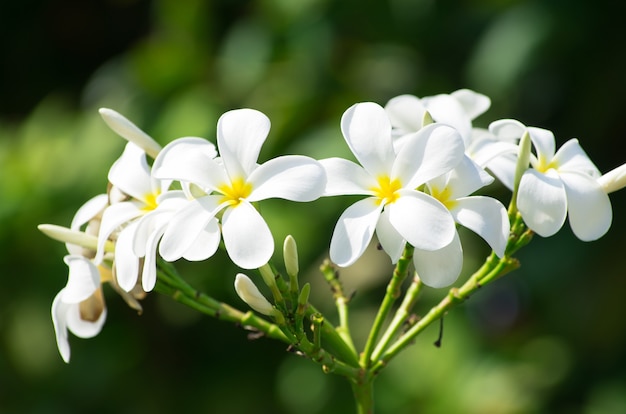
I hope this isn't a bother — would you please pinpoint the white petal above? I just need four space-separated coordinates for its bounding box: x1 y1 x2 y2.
247 155 326 202
61 255 100 303
450 89 491 120
159 196 224 262
234 273 274 315
560 172 612 241
222 201 274 269
452 196 509 257
528 127 556 162
65 297 107 339
114 222 140 292
181 219 221 261
375 208 405 263
70 194 108 231
388 190 456 251
488 119 526 143
444 156 494 199
141 224 169 292
329 197 383 267
553 139 601 177
108 143 153 201
319 158 376 196
384 94 427 135
413 231 463 288
422 93 472 144
217 109 270 179
99 108 162 159
485 153 518 190
394 124 464 189
517 170 567 237
340 102 395 175
51 290 71 363
152 137 223 190
95 202 142 264
468 137 518 167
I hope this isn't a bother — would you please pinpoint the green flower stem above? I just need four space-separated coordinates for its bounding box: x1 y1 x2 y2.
155 261 289 343
305 304 360 367
371 273 423 361
320 259 357 356
371 252 519 375
360 244 414 368
351 376 374 414
258 263 287 311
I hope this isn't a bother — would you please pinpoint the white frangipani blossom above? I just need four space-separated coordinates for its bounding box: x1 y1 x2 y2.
385 90 518 174
497 120 612 240
152 108 327 269
52 255 108 363
321 102 465 286
417 156 510 287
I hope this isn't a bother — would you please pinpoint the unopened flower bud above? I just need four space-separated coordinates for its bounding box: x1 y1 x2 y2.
99 108 162 159
234 273 274 316
598 163 626 194
513 130 531 193
283 235 299 278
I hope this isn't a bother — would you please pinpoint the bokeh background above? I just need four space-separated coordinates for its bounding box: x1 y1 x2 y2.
1 0 626 413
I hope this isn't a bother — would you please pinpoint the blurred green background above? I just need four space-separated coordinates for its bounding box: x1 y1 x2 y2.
1 0 626 413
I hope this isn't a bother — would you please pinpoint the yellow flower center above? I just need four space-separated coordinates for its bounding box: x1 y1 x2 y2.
141 191 160 212
536 155 558 173
218 177 253 206
430 186 457 210
372 175 402 205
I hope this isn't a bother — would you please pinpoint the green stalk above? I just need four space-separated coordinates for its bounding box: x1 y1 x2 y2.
360 245 414 368
371 273 422 361
320 260 357 356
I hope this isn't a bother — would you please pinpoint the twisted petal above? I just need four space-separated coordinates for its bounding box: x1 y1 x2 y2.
388 190 456 251
445 156 494 199
152 137 222 189
141 223 169 292
384 94 427 135
66 290 106 339
451 89 491 120
554 139 601 177
329 197 383 267
517 170 566 237
70 194 108 231
114 221 140 292
95 201 142 264
319 158 376 196
181 219 221 261
414 231 463 288
61 255 100 303
341 102 395 175
375 209 405 264
159 196 224 262
248 155 326 202
488 119 526 143
218 109 270 179
452 196 509 257
485 153 517 190
394 124 464 189
222 201 274 269
528 127 556 162
51 291 71 363
560 172 612 241
108 143 153 201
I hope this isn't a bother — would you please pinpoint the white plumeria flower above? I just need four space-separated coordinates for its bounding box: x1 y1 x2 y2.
321 102 465 283
497 120 612 240
416 156 510 287
52 255 108 363
152 108 326 269
385 90 517 172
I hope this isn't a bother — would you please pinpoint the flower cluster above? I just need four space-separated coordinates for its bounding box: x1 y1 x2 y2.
40 89 626 362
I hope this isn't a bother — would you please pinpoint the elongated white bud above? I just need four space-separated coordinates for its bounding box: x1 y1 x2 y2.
38 224 114 252
98 108 162 159
234 274 274 315
598 163 626 194
283 235 299 277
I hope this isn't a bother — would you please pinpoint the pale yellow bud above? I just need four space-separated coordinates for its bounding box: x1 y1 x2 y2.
99 108 162 159
283 235 299 277
234 273 274 315
598 163 626 194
